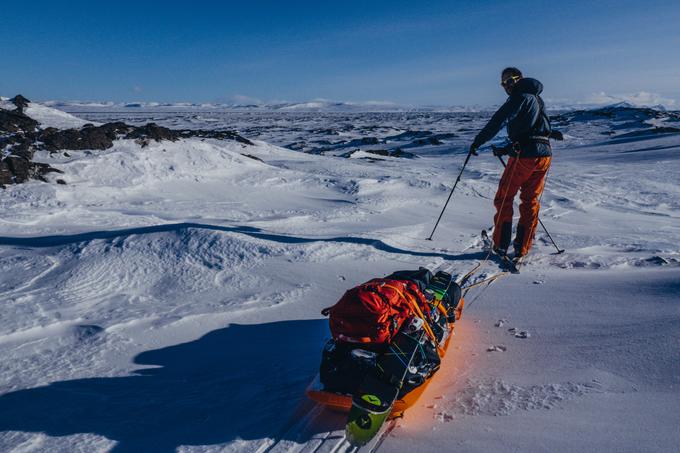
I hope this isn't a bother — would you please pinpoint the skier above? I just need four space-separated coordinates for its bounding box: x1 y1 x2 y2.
470 67 552 261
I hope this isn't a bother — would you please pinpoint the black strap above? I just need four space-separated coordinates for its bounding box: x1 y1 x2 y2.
534 95 551 135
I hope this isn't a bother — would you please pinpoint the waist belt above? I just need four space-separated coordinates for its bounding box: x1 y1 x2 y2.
515 136 551 146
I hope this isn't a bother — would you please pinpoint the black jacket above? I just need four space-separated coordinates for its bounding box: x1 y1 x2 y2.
472 78 552 157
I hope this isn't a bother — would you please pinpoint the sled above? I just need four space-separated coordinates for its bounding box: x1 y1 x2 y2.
306 300 462 418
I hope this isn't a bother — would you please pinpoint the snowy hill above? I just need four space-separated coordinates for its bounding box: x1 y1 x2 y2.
0 101 678 452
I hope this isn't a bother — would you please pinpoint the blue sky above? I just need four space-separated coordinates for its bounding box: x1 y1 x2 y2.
1 0 678 106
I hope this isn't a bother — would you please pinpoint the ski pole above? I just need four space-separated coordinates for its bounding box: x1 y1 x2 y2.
427 147 475 240
496 154 565 254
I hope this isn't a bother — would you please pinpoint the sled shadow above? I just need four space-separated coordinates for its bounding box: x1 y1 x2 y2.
0 319 330 451
0 222 473 261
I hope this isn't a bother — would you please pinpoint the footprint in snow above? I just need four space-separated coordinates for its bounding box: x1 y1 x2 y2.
487 345 507 352
508 327 530 338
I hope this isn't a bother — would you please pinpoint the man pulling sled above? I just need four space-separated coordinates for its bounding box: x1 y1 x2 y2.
471 67 563 265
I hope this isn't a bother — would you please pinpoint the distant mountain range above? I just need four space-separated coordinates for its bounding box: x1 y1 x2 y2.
34 99 494 113
2 96 675 113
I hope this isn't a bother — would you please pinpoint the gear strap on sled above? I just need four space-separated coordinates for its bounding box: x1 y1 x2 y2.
381 284 443 354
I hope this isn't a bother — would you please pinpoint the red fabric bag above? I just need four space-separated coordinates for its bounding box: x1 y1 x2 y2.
322 278 430 344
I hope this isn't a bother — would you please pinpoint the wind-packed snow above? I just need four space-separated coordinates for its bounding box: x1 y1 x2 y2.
0 102 679 452
1 100 95 129
23 103 97 129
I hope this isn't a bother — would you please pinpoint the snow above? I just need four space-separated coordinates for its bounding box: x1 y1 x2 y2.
23 102 98 129
0 99 15 111
1 102 679 452
1 99 97 129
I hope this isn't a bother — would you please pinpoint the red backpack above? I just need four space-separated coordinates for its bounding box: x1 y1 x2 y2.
321 278 430 345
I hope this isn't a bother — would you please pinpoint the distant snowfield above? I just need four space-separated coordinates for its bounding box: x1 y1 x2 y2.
0 102 679 452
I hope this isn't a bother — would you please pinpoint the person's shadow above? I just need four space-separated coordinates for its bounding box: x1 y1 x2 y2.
0 319 328 451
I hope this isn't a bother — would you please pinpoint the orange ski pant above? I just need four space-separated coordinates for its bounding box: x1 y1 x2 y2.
492 156 552 256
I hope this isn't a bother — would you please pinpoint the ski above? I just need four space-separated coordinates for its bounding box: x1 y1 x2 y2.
500 255 520 274
480 229 493 251
511 255 525 272
481 230 520 274
345 327 425 447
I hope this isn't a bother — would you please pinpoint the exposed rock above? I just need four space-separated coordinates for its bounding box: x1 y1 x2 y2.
362 149 390 157
386 130 433 141
72 324 105 342
339 136 382 148
241 153 264 162
643 256 669 265
176 129 253 145
0 156 62 186
285 141 307 151
40 123 126 151
551 105 680 124
413 137 443 146
10 95 31 114
126 122 178 143
0 94 254 186
0 108 39 133
614 126 680 139
391 149 417 158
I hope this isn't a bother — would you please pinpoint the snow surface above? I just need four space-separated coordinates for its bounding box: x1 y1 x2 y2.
23 102 97 129
0 102 679 452
1 99 97 129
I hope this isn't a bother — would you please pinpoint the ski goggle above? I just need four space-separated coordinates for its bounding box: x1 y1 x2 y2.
501 75 520 88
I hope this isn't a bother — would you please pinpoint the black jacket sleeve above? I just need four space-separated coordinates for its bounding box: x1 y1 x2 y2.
472 95 525 149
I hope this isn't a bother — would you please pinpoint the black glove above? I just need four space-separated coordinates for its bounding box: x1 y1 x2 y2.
491 145 510 157
470 139 483 156
549 130 564 141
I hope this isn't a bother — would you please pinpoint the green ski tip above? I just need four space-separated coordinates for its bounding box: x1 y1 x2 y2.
345 403 391 446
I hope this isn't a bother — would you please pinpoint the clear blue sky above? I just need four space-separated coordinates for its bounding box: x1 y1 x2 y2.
1 0 678 106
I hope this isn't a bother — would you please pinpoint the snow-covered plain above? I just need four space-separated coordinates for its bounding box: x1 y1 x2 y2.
1 102 679 452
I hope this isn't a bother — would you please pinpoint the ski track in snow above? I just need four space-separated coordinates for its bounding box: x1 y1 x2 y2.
1 103 679 452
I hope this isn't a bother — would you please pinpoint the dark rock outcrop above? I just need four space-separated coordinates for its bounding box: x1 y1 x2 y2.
551 105 680 124
40 123 127 151
612 126 680 139
0 94 254 186
385 130 433 141
0 108 38 133
340 137 382 148
10 95 31 114
0 156 61 186
390 148 417 158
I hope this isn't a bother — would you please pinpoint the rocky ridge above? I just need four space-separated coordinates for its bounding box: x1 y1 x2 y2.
0 95 253 186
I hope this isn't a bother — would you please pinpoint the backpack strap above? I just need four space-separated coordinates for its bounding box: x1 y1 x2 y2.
513 94 552 150
532 95 551 137
383 283 442 352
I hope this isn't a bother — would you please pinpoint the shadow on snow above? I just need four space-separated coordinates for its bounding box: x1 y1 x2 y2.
0 320 331 451
0 222 482 262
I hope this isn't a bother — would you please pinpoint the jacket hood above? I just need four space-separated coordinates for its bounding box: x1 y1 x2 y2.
513 77 543 96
